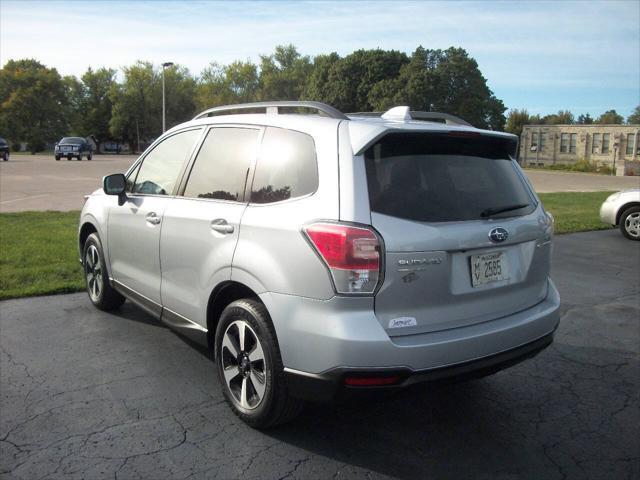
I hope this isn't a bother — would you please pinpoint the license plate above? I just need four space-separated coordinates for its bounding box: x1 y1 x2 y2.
470 251 509 287
62 146 70 151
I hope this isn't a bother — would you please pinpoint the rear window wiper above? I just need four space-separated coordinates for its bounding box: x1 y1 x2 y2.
480 203 530 218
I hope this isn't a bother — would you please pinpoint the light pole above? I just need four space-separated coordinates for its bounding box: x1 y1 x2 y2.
161 62 174 133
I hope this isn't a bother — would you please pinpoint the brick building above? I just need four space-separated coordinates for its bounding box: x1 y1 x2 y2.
519 124 640 176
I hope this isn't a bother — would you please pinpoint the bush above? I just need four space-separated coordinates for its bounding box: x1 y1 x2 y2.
528 159 615 175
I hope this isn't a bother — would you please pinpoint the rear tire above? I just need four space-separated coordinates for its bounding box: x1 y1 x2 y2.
88 153 93 160
77 155 82 161
619 206 640 241
215 299 303 428
55 155 60 161
83 233 125 311
2 152 7 161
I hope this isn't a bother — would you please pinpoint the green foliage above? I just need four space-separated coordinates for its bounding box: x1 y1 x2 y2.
577 113 594 124
74 67 117 141
505 109 531 137
0 59 70 151
305 48 408 112
196 60 259 109
543 110 574 125
627 106 640 124
0 211 84 300
109 62 196 149
259 45 313 101
529 160 615 175
596 109 624 125
538 191 615 234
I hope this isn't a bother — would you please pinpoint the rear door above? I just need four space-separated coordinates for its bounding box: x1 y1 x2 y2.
364 131 552 336
160 126 261 327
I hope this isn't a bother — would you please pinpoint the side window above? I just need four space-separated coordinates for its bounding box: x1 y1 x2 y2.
125 162 141 192
133 129 201 195
183 127 259 201
250 127 318 204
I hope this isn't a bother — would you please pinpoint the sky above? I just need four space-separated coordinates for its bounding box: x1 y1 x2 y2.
1 0 639 118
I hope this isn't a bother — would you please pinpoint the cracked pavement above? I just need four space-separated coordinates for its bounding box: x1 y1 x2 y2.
1 229 638 479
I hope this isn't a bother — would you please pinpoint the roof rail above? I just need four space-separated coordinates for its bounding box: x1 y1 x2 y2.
193 101 349 120
348 107 473 127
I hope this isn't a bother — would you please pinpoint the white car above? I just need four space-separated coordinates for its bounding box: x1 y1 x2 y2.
600 190 640 240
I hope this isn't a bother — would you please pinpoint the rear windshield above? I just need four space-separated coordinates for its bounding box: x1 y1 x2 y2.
364 132 535 222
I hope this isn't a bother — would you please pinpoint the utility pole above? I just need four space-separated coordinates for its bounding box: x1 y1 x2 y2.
161 62 174 133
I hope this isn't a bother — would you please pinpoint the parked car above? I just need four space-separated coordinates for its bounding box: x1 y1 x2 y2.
600 190 640 240
0 137 9 161
79 101 560 428
55 137 93 161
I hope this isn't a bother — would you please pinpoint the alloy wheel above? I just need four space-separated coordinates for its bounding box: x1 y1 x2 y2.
624 212 640 238
85 244 103 302
220 320 267 410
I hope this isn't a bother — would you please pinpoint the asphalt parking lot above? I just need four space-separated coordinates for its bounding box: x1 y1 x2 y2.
1 229 638 479
1 154 639 212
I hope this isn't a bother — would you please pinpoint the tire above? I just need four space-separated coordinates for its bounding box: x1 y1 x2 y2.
215 299 303 428
67 155 72 161
55 155 60 161
2 151 7 161
77 155 82 161
619 206 640 241
88 153 92 161
83 233 125 310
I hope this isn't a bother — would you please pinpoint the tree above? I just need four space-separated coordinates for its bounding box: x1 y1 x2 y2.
259 45 313 101
304 48 408 112
110 62 196 150
505 109 531 137
76 67 117 141
543 110 574 125
368 47 506 130
627 106 640 124
0 59 70 152
196 60 259 110
577 113 594 124
596 109 624 124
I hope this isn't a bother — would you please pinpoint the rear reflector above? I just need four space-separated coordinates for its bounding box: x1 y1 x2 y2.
344 376 401 386
304 222 382 295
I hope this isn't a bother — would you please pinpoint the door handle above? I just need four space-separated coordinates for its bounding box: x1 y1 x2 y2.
146 212 161 225
210 218 234 234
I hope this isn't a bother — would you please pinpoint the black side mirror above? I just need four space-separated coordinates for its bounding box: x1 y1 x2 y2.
103 173 127 204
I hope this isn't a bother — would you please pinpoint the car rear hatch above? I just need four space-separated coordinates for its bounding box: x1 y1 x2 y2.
363 131 552 337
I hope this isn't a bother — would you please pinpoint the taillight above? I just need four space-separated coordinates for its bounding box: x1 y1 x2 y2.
303 222 382 295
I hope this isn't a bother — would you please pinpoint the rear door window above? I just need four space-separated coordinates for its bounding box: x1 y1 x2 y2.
364 132 534 222
250 127 318 204
183 127 260 201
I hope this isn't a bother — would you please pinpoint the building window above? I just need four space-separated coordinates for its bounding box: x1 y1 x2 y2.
602 133 610 154
531 132 538 151
626 133 635 156
569 133 577 153
539 133 547 151
592 133 602 154
560 133 569 153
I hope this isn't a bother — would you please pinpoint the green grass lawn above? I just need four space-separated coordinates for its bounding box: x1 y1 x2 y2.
0 211 83 300
538 191 614 235
0 191 615 300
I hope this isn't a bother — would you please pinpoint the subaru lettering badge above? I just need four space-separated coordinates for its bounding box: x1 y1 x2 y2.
489 227 509 243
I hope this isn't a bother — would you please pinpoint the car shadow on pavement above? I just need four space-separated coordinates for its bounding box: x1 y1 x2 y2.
265 379 517 479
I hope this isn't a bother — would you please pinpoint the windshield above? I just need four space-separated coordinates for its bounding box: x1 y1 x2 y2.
60 137 84 143
364 132 535 222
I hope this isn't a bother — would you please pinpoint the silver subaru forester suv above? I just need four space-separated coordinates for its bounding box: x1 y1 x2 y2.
79 101 560 428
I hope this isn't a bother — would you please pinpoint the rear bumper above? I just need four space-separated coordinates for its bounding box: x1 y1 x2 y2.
285 329 555 402
261 278 560 401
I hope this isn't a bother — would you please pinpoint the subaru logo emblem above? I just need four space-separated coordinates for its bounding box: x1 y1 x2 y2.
489 227 509 243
